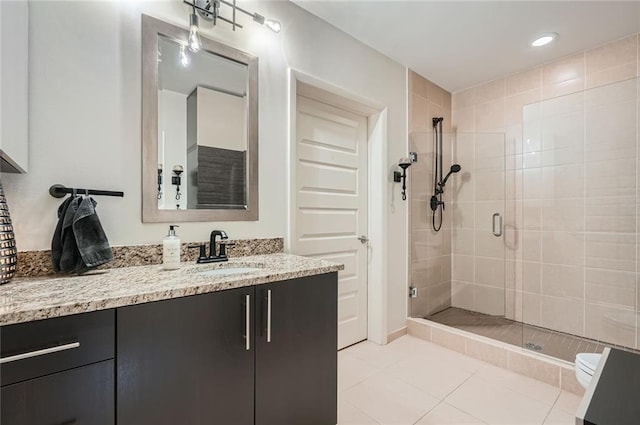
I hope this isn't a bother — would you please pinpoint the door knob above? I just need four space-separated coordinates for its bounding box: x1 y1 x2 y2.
357 235 369 244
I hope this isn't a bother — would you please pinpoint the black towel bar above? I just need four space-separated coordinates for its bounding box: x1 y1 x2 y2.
49 184 124 199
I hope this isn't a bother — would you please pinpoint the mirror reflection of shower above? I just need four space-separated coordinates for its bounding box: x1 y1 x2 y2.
430 117 461 232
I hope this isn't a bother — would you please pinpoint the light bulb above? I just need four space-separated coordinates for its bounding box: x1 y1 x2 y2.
180 44 190 67
265 19 281 33
188 13 201 52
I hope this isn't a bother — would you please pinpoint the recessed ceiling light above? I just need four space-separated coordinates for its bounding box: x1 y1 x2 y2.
531 33 558 47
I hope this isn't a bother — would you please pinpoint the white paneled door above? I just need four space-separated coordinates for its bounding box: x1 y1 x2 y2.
293 95 368 349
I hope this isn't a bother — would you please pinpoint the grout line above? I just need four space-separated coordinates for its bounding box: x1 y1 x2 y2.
540 390 563 425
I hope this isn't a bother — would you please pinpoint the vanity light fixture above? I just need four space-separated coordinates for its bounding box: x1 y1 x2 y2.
393 157 414 201
188 4 202 52
531 33 558 47
184 0 281 33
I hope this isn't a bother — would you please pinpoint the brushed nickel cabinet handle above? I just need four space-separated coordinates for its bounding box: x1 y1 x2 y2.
0 342 80 364
267 289 272 343
245 294 251 351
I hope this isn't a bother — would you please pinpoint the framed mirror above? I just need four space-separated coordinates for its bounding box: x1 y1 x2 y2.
142 14 258 222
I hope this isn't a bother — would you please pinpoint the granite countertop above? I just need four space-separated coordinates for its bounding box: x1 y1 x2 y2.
0 254 343 326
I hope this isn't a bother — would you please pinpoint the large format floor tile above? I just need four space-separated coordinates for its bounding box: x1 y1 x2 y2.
338 335 579 425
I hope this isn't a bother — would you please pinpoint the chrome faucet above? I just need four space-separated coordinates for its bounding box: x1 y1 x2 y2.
188 230 234 263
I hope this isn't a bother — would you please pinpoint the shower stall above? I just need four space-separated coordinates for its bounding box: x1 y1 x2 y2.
409 77 640 363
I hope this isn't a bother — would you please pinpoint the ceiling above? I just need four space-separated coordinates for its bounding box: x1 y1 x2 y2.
292 1 640 93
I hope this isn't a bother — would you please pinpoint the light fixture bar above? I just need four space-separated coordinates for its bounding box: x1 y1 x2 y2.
182 1 244 29
183 0 279 32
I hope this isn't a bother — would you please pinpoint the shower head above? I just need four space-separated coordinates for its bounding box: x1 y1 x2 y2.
441 164 462 186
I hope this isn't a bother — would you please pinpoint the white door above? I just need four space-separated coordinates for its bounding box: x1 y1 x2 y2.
293 95 368 349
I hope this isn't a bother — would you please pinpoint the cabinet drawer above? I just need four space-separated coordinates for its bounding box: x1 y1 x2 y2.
1 310 114 386
1 359 114 425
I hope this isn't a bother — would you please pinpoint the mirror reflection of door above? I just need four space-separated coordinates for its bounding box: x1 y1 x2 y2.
156 35 248 210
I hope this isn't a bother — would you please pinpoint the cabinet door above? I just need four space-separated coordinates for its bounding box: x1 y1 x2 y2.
255 273 338 425
1 360 114 425
117 287 254 425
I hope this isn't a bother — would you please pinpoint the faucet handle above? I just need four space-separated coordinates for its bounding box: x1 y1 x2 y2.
187 244 207 263
219 241 235 258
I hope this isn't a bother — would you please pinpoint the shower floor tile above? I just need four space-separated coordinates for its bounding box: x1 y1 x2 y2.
426 307 621 363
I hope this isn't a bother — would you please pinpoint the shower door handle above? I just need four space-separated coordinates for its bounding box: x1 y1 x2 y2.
492 213 502 237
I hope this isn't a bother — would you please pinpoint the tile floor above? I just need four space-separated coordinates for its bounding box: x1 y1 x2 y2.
338 335 583 425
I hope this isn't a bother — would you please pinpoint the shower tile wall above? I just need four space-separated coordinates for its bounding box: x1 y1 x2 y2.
451 33 640 350
408 70 453 317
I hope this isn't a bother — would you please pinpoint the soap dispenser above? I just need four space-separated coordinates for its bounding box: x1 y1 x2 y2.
163 225 181 270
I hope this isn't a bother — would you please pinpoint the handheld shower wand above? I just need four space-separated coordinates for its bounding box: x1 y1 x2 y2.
430 118 461 231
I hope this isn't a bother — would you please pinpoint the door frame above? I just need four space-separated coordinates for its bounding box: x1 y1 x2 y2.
287 68 389 345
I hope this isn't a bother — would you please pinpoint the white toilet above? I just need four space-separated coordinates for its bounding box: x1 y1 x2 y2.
575 353 602 389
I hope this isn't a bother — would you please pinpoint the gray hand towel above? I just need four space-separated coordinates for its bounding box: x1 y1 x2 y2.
51 196 74 272
59 196 82 273
72 196 113 272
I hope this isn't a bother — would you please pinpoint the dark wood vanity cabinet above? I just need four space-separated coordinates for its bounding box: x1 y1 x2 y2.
0 310 115 425
117 285 255 425
117 272 338 425
0 272 337 425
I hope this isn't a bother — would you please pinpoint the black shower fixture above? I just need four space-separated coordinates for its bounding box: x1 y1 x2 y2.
431 117 461 231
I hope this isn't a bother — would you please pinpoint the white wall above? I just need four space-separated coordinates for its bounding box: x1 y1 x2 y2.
2 1 408 337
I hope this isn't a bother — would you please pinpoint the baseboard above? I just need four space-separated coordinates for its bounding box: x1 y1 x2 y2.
387 326 408 343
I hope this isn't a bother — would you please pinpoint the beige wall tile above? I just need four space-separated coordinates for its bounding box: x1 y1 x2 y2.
585 158 636 198
431 327 467 354
452 281 474 310
475 78 506 104
584 302 636 347
474 231 505 259
411 200 431 231
411 229 429 261
475 257 506 288
474 99 505 132
427 80 447 107
507 351 560 387
540 231 585 267
453 106 475 133
473 284 505 315
585 268 636 308
507 67 543 96
522 231 541 262
586 34 637 76
410 259 429 287
452 87 476 110
541 264 584 299
412 94 429 131
474 201 504 230
585 196 635 233
409 131 431 154
541 295 584 336
410 70 429 98
522 200 541 230
522 261 541 294
542 53 586 99
453 202 475 228
585 232 636 272
453 228 474 255
475 171 505 201
541 163 584 199
466 339 508 368
505 89 542 126
522 291 541 325
541 198 585 232
522 168 543 199
452 254 474 282
587 63 637 89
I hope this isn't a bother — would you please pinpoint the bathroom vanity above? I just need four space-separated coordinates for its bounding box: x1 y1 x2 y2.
0 254 341 425
576 347 640 425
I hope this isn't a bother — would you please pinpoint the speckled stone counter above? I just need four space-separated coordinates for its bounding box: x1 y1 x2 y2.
0 253 342 326
16 237 284 278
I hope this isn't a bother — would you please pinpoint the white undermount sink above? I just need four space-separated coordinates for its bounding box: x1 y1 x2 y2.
196 267 262 277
